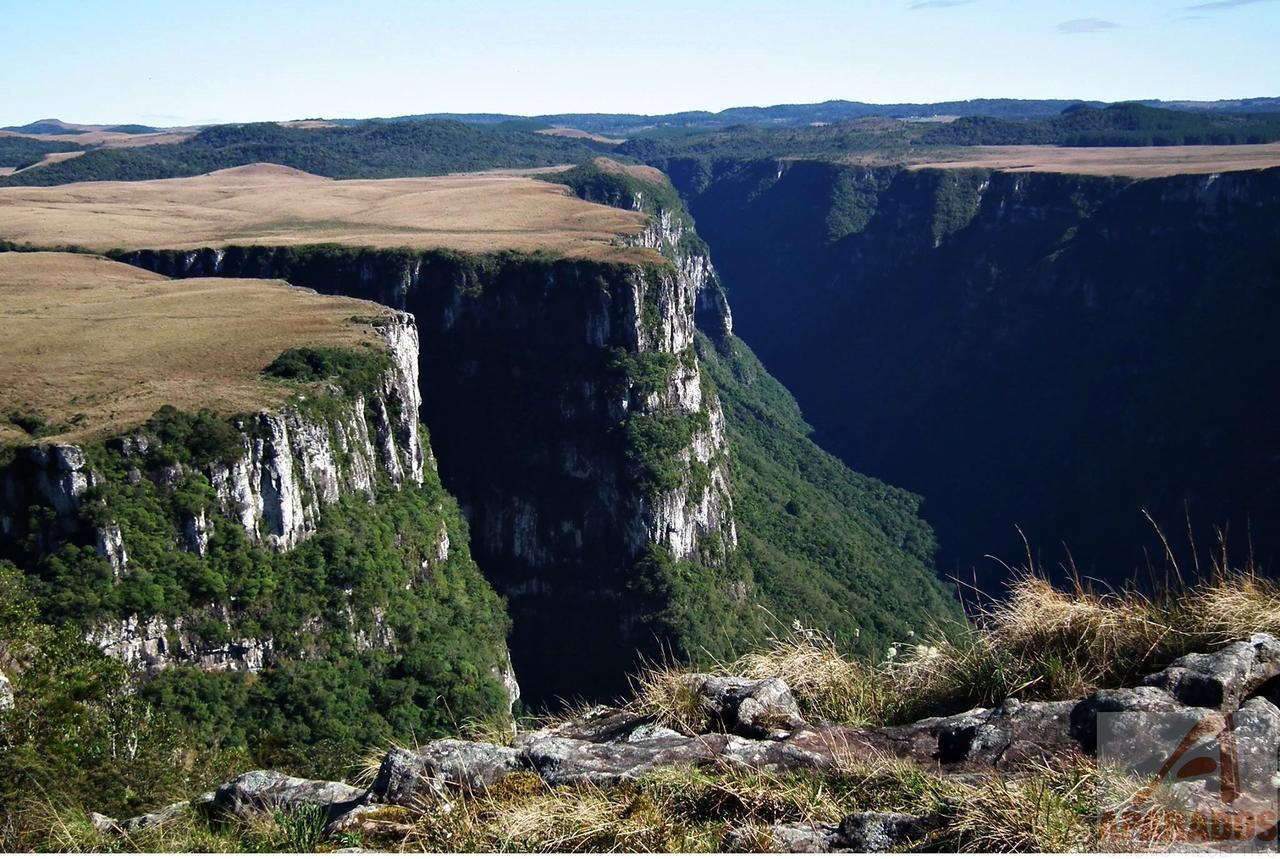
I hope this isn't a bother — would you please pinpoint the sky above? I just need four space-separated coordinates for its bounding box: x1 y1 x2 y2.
1 0 1278 127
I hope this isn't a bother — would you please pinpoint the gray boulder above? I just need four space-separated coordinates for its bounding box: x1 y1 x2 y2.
0 669 12 711
1143 634 1280 710
516 728 837 787
121 800 191 833
727 813 929 853
875 697 1078 770
203 770 366 823
728 822 839 852
517 733 725 786
693 675 806 739
90 812 119 834
532 705 657 743
1071 685 1221 755
835 811 929 851
369 740 523 804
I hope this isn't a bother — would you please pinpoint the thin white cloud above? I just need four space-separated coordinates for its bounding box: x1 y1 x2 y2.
1056 17 1119 33
1182 0 1276 10
908 0 976 9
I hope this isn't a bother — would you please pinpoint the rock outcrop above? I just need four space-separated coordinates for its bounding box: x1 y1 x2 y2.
728 812 931 853
117 236 742 704
109 635 1280 851
86 612 273 676
0 311 523 711
207 312 423 551
0 313 422 560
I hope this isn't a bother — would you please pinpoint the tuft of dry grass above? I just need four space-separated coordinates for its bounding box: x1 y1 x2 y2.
629 663 709 734
943 756 1098 852
889 563 1280 721
395 772 719 853
730 626 893 725
630 553 1280 731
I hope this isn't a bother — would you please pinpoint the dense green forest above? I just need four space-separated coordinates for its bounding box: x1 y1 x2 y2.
695 332 961 648
0 136 84 170
357 96 1280 134
0 119 606 185
0 561 250 832
920 103 1280 146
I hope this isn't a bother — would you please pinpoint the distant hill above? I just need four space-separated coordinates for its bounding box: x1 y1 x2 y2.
344 97 1280 136
1 119 86 135
6 103 1280 188
0 119 607 186
0 136 84 170
920 103 1280 146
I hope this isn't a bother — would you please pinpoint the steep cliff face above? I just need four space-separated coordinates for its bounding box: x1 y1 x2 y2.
112 158 969 701
663 158 1280 588
117 245 746 702
0 312 518 741
204 314 423 552
1 314 422 564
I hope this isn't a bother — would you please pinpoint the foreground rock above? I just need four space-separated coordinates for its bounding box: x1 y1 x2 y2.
370 740 522 803
728 812 931 853
691 675 807 739
106 636 1280 850
201 771 366 824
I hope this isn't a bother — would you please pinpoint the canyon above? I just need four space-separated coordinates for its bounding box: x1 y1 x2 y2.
0 163 956 716
656 156 1280 591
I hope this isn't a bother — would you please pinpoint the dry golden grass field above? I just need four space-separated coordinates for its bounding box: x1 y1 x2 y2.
0 164 656 262
536 127 627 145
0 252 392 445
6 149 86 176
906 142 1280 177
0 128 194 148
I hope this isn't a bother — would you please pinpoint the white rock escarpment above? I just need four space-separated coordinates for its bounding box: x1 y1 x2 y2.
207 312 424 551
622 203 739 564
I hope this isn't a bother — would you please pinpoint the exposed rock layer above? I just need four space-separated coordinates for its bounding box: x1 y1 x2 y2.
116 242 741 703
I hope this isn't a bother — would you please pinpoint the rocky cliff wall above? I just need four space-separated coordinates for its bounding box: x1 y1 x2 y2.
0 312 519 715
663 158 1280 588
1 313 422 560
115 245 744 702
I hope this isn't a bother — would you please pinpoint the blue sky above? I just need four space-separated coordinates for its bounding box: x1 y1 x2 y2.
1 0 1277 126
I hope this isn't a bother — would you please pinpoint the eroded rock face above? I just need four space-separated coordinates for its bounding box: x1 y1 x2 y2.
0 314 423 569
117 241 739 705
208 313 424 552
0 444 111 558
87 613 273 676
